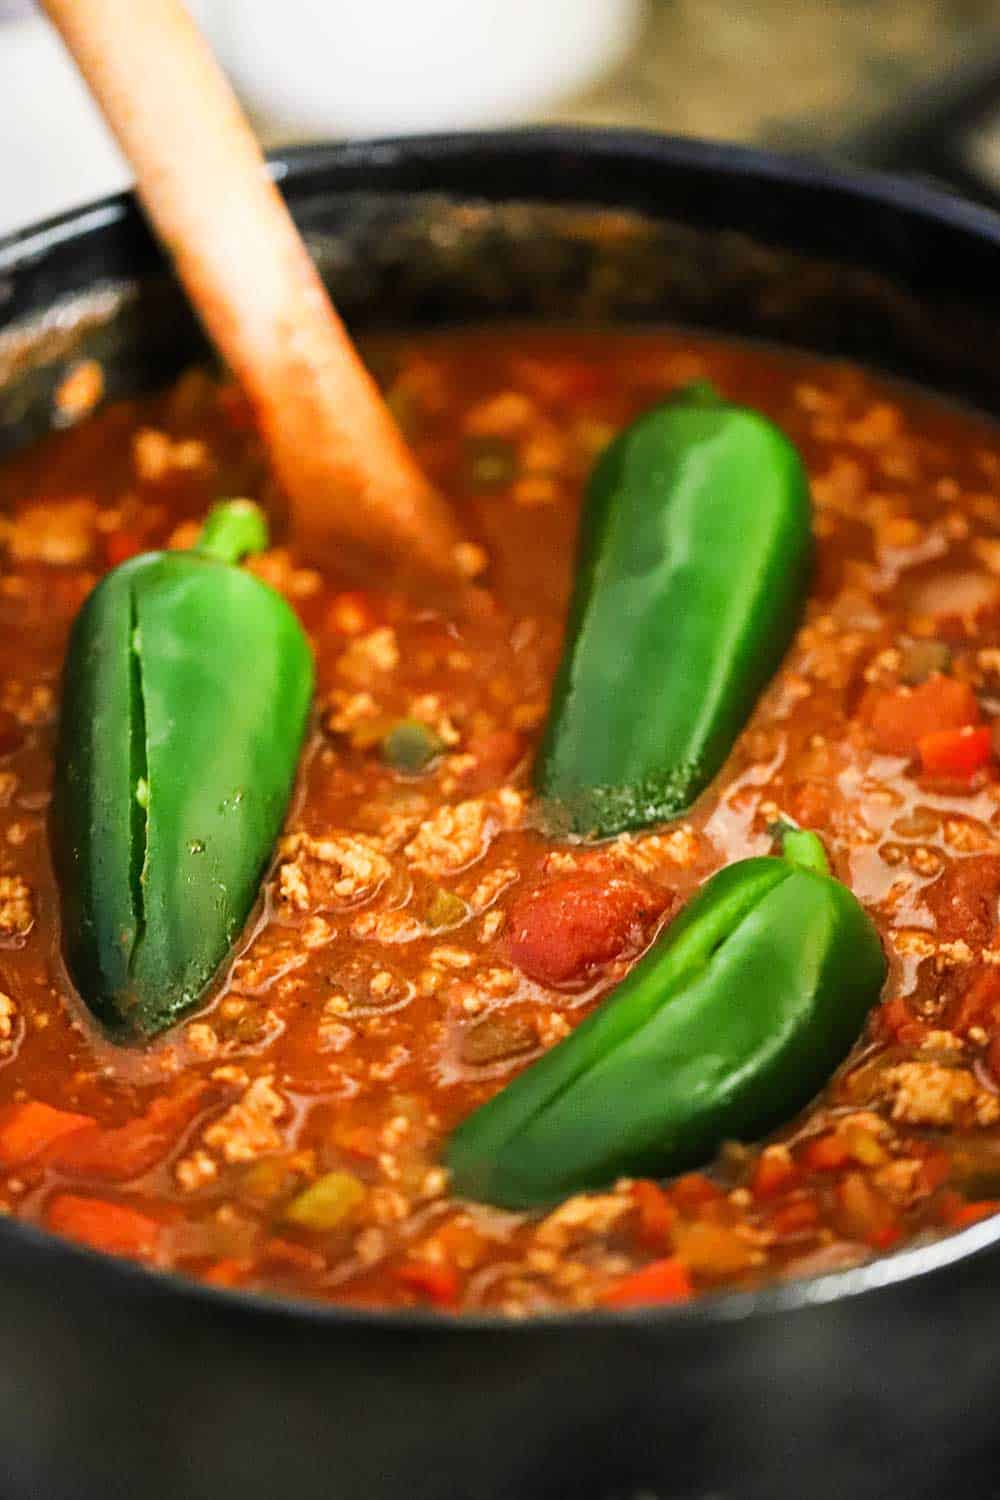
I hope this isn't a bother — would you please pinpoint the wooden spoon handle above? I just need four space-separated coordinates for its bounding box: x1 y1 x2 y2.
40 0 461 583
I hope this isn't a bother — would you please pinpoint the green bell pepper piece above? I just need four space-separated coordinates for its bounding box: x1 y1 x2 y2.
535 384 812 836
381 719 446 774
446 831 886 1209
53 501 314 1038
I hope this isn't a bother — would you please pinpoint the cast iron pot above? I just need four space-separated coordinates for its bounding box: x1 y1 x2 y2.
3 130 1000 1500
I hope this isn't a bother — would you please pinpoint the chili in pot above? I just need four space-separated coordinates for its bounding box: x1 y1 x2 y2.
0 327 999 1314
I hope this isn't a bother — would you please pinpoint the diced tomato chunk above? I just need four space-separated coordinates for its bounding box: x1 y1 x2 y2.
393 1260 460 1307
104 530 143 568
630 1180 676 1248
800 1134 851 1172
49 1082 208 1180
750 1147 798 1200
864 674 980 755
917 725 992 778
601 1256 692 1308
0 1101 95 1167
869 1223 902 1250
507 874 671 987
47 1194 162 1261
671 1172 723 1212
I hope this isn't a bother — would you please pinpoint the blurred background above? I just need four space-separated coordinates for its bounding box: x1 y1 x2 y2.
2 0 1000 238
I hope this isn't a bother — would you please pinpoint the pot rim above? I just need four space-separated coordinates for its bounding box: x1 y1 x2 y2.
3 123 1000 1336
7 123 1000 270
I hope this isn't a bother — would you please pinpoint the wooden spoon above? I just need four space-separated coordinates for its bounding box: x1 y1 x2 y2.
40 0 463 587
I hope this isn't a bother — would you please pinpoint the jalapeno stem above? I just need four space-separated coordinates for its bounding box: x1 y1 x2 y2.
671 378 725 407
781 827 831 876
194 500 269 565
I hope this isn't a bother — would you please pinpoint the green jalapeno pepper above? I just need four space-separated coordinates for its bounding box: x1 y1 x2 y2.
447 830 885 1209
535 384 812 836
53 501 314 1038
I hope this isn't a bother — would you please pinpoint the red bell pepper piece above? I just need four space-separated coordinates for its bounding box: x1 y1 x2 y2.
394 1260 460 1307
865 674 979 755
47 1194 162 1261
917 724 992 778
943 1196 1000 1229
48 1082 208 1180
601 1256 693 1308
0 1101 95 1166
630 1180 676 1247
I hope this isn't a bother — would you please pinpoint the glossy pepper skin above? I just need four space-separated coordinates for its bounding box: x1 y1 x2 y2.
53 501 314 1038
535 383 812 836
447 831 886 1209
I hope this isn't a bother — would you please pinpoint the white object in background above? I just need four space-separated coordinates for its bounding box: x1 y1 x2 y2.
207 0 645 140
0 8 131 238
0 0 642 239
0 1 226 238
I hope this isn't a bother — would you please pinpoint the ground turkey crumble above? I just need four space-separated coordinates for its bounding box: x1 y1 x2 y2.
277 833 393 911
202 1077 287 1165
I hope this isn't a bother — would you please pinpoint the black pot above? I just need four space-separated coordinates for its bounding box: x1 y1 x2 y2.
3 129 1000 1500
